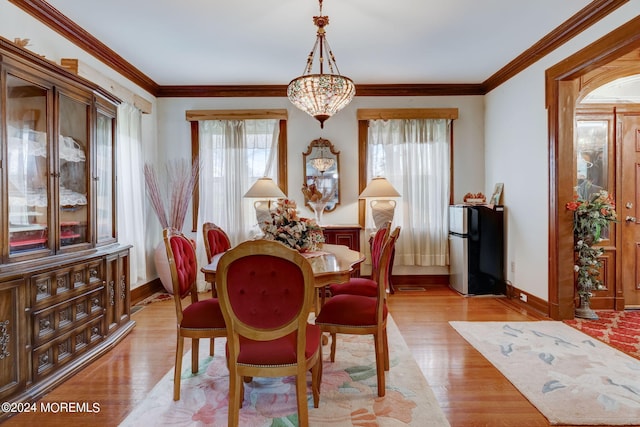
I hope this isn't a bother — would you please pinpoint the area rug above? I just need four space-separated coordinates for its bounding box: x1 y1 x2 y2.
565 310 640 360
449 321 640 425
135 291 172 306
120 316 449 426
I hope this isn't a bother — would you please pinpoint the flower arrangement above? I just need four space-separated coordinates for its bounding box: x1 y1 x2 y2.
262 199 325 252
565 189 617 306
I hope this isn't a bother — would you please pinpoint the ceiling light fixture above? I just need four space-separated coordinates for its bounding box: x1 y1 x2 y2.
287 0 355 128
310 145 335 173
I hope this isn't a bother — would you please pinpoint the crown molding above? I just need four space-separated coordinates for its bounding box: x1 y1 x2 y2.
10 0 627 98
9 0 159 94
483 0 628 93
156 83 485 98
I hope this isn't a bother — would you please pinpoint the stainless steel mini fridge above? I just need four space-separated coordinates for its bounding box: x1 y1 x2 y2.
449 204 505 295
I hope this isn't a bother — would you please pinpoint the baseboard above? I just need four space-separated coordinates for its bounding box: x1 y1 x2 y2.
392 274 448 286
503 283 549 318
131 278 163 305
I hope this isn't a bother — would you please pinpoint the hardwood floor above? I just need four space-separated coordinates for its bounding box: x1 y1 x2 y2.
4 285 576 427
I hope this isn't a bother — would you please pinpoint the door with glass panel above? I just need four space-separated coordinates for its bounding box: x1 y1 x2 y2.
5 73 53 259
94 98 117 245
57 92 91 250
575 111 617 309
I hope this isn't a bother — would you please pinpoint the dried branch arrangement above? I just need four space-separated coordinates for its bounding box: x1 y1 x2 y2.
144 158 199 230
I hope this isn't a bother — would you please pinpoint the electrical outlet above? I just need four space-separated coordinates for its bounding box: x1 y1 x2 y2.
519 293 527 302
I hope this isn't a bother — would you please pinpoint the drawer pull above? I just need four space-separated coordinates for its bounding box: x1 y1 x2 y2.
39 353 49 365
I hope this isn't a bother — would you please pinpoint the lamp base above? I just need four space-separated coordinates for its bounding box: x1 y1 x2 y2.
370 199 396 229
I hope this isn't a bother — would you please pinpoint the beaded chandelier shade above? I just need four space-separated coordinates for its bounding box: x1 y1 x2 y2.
310 156 335 173
287 0 355 128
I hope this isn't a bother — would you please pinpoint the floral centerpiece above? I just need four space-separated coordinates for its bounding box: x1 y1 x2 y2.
262 198 325 252
565 189 617 319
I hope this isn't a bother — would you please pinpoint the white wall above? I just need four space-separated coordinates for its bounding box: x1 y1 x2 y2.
484 3 640 300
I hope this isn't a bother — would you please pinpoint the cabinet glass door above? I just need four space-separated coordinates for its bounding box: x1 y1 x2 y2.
58 94 90 247
96 109 115 244
6 74 50 255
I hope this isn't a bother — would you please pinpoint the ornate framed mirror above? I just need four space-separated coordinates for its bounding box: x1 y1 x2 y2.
302 138 340 212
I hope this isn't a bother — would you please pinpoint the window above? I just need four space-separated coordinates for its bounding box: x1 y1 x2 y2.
358 109 458 266
188 110 287 289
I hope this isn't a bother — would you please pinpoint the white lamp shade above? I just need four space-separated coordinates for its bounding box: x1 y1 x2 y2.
359 177 400 198
244 178 286 198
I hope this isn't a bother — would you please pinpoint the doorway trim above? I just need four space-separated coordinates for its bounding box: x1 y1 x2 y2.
546 15 640 320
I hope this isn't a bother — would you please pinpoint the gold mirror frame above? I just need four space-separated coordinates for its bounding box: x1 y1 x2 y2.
302 138 340 212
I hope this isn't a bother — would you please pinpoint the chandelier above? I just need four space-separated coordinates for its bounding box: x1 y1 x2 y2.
287 0 355 128
310 155 334 173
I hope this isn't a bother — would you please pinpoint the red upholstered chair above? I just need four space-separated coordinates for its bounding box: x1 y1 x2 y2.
202 222 231 263
328 221 392 297
163 228 226 401
202 222 232 298
216 240 322 427
315 226 400 397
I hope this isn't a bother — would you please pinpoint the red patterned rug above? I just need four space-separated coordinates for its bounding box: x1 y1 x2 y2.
564 310 640 360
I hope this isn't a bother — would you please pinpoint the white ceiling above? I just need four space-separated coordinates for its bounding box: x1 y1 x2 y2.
44 0 593 86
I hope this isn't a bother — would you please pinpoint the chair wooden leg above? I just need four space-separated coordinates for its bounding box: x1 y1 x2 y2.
311 356 321 408
374 332 386 397
240 379 244 408
383 326 390 371
318 344 323 392
330 333 337 362
173 334 184 401
191 338 199 373
228 371 241 427
296 371 309 427
210 337 215 356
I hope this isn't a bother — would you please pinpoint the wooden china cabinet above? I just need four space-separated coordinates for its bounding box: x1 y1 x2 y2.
0 38 134 416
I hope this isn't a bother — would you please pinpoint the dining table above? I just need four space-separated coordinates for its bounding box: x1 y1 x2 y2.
201 243 366 313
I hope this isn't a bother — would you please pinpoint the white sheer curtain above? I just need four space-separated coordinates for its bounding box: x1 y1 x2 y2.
195 119 279 290
367 119 451 266
116 103 147 286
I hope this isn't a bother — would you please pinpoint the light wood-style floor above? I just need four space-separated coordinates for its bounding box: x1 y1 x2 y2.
5 285 592 427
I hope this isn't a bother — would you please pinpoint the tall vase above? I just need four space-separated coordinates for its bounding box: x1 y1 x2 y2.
575 293 598 319
308 200 327 226
154 242 174 294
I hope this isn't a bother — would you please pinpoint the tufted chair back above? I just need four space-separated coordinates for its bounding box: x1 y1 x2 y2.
215 239 321 427
217 240 314 343
164 229 200 320
202 222 232 263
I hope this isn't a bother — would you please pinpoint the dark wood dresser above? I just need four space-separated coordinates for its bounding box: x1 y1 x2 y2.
322 225 362 276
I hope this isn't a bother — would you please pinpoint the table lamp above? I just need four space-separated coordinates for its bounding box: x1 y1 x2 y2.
244 177 286 225
359 177 401 229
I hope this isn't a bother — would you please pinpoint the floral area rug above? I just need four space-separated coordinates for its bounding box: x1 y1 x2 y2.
449 321 640 425
564 310 640 360
120 316 449 426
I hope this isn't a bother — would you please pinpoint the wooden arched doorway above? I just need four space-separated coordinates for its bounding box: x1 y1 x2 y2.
547 16 640 320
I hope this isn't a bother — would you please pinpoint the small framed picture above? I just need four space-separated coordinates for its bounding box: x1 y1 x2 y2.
490 183 503 205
